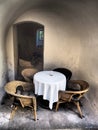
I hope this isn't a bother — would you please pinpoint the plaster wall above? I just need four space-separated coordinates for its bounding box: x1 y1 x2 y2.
6 27 15 80
0 0 98 113
13 9 80 71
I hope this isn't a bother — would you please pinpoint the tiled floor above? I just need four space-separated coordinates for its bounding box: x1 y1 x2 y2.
0 96 98 130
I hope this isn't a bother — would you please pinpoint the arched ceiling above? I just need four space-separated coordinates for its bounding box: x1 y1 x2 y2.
1 0 64 36
1 0 61 26
1 0 95 39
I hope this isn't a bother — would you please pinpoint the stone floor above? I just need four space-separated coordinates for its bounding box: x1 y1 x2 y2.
0 96 98 130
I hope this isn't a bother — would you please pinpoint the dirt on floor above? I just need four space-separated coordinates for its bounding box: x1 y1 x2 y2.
0 95 98 130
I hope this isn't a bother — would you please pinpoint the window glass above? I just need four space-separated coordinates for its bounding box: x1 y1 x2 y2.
36 29 44 46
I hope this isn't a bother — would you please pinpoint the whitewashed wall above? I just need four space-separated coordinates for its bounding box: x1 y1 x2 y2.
0 0 98 113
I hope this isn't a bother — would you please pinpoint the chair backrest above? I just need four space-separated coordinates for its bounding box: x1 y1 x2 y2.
21 68 38 82
4 80 34 98
67 80 89 92
66 80 89 101
53 68 72 82
59 80 89 102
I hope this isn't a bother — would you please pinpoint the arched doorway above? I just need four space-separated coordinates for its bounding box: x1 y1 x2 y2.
14 22 44 80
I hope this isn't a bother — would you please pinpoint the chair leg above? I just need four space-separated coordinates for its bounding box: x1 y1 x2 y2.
74 101 83 118
10 105 18 120
55 102 60 111
32 97 37 121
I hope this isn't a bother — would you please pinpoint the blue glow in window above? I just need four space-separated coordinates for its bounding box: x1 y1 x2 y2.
36 29 44 46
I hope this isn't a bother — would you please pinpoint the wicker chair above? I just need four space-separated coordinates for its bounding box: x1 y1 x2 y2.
53 68 72 86
4 80 37 121
21 68 38 82
55 80 89 118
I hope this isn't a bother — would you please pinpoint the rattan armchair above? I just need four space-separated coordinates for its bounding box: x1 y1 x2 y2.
55 80 89 118
4 80 37 121
53 68 72 86
21 68 38 82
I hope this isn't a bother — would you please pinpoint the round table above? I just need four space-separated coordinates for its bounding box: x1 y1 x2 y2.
33 71 66 109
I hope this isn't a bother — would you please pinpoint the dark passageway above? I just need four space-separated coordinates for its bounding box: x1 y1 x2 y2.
15 22 44 79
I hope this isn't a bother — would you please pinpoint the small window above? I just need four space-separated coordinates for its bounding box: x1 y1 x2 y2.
36 29 44 47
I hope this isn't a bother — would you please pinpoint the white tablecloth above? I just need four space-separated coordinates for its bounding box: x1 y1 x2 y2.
33 71 66 109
